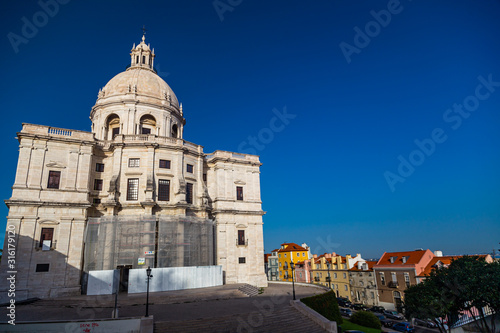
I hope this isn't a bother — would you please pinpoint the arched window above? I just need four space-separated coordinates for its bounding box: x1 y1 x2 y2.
140 114 156 134
106 114 120 140
172 124 178 138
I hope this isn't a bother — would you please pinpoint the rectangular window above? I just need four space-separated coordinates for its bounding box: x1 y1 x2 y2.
186 164 193 173
344 285 348 291
36 264 50 272
158 179 170 201
47 171 61 189
95 163 104 172
93 198 101 204
112 127 119 138
141 127 151 134
40 228 54 248
334 273 337 278
404 272 411 287
203 173 207 182
159 159 171 169
94 179 103 191
380 272 386 285
128 158 140 167
236 186 244 201
237 230 245 245
127 178 139 200
186 182 193 204
343 273 347 279
239 257 246 264
391 272 397 283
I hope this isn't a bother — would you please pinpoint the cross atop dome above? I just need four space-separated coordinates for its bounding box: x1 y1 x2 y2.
129 30 155 71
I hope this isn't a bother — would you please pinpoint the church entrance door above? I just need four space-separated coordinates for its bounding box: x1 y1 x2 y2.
117 265 132 292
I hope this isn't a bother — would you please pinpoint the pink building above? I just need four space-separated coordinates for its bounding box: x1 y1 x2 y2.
294 259 312 283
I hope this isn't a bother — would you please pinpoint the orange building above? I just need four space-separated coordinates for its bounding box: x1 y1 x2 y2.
373 249 435 312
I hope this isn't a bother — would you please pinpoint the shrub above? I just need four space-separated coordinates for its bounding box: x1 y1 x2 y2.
301 291 343 324
350 310 382 329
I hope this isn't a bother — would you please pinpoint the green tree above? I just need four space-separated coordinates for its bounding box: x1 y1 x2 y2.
404 256 500 333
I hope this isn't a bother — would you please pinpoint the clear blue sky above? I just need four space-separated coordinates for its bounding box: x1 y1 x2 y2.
1 1 499 259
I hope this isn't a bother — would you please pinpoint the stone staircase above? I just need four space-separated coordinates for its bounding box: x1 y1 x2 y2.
153 304 327 333
237 284 260 297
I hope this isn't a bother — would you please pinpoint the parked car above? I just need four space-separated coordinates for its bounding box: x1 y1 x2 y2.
375 314 394 328
352 303 367 310
392 322 415 333
337 297 352 308
368 306 385 313
414 318 437 328
383 310 405 320
340 307 353 317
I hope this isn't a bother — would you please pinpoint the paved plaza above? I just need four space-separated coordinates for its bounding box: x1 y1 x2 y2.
1 282 329 332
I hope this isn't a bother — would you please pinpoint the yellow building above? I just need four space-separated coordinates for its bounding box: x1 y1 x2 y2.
276 243 309 281
311 253 358 300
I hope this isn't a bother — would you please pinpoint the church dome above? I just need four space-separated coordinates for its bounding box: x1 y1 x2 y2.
99 67 179 109
95 35 180 111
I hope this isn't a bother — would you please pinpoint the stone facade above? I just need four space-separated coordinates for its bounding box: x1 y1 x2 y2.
0 36 267 302
348 260 379 306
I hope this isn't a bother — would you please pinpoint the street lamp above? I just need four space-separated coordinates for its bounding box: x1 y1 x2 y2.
290 261 296 300
145 266 153 317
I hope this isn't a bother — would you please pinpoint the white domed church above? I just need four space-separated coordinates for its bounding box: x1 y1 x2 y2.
1 36 267 301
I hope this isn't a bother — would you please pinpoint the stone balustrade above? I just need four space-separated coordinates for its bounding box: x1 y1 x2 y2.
21 123 94 141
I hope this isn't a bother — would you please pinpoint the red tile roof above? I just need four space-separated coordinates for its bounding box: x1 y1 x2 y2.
349 260 377 271
377 250 431 266
420 255 490 276
278 243 308 252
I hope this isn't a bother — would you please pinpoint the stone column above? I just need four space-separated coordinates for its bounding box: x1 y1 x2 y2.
27 141 47 189
64 217 86 292
66 149 79 190
76 145 93 191
13 140 33 188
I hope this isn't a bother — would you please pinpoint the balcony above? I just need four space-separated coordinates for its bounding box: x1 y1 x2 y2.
325 277 331 282
388 281 399 288
314 277 320 282
236 238 248 246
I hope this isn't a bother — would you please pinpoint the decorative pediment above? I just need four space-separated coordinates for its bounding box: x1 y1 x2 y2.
46 161 66 169
234 180 246 185
235 224 247 228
